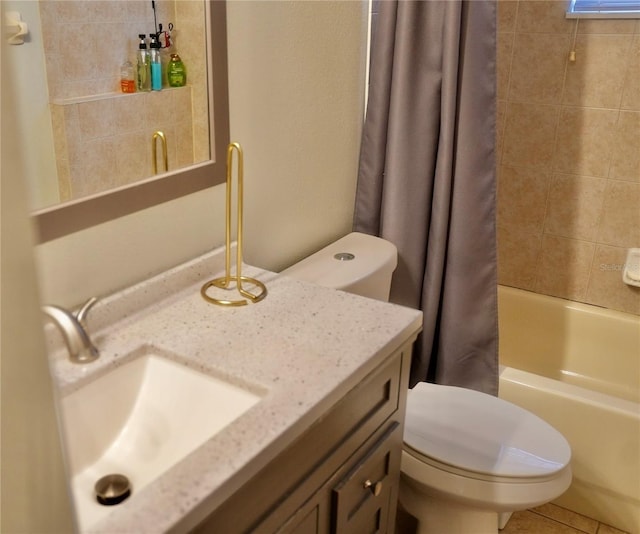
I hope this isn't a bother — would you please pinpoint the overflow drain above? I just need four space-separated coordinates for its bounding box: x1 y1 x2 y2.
95 474 131 506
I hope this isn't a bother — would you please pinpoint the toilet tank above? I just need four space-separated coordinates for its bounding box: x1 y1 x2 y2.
280 232 397 302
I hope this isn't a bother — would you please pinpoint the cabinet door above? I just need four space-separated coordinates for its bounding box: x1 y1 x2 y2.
276 486 331 534
280 506 320 534
332 422 402 534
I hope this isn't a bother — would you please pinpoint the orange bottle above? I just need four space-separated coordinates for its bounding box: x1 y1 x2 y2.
120 61 136 93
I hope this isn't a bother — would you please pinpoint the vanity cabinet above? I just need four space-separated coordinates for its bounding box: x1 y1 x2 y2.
193 341 414 534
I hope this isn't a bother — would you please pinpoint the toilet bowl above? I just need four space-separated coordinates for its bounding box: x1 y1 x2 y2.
281 232 572 533
401 382 571 533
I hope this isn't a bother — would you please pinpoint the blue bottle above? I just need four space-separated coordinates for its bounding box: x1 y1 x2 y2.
150 35 162 91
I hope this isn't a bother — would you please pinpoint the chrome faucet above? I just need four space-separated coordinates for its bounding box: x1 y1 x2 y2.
42 297 99 363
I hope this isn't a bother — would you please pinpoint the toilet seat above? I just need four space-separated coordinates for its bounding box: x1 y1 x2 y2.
404 382 571 480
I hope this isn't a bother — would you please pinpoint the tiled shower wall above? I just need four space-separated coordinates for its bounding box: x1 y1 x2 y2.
496 0 640 315
39 0 208 202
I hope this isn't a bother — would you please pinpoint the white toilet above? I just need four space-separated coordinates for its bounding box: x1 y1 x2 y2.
281 232 572 534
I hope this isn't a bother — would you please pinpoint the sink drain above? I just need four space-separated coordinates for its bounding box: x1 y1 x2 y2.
95 474 131 506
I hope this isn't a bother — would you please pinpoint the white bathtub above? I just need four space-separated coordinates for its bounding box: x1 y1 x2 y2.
498 286 640 534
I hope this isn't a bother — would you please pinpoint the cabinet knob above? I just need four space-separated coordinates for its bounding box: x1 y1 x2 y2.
363 479 382 496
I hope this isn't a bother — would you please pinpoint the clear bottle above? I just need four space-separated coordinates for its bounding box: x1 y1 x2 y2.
120 60 135 93
149 34 162 91
167 53 187 87
136 34 151 92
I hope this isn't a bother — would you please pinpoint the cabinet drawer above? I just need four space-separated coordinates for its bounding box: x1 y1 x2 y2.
332 421 402 534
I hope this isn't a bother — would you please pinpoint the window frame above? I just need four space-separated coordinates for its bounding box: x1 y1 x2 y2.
567 0 640 18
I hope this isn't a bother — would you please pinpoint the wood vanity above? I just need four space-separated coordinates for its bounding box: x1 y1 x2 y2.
191 343 413 533
47 248 421 534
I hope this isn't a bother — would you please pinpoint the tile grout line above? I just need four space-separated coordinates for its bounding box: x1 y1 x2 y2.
527 507 597 534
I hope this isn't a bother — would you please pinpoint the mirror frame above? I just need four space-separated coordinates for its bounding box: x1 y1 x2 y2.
32 1 229 244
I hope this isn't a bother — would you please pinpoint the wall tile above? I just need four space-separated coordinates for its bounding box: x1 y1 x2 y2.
496 0 639 316
578 19 637 34
497 32 514 101
498 165 551 234
60 23 102 83
497 226 542 290
497 1 518 33
112 94 147 135
193 115 210 163
563 34 633 108
545 173 606 241
50 1 93 24
516 1 573 34
56 159 72 204
113 132 149 187
144 90 176 127
508 32 570 104
586 245 640 314
173 89 193 121
175 120 195 169
70 138 117 198
62 106 82 167
78 99 117 140
553 106 617 178
125 0 149 21
621 34 640 111
535 234 595 300
610 111 640 182
503 102 559 170
597 180 640 248
496 100 507 164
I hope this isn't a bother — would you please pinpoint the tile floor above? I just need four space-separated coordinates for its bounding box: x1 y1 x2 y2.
502 504 630 534
396 503 631 533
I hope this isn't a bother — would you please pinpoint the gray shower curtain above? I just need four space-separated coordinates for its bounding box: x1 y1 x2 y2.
354 0 498 394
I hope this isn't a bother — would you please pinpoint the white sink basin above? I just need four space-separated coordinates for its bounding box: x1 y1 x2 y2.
59 352 262 531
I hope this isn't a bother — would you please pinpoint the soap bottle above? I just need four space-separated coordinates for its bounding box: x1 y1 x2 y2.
158 23 172 87
136 34 151 92
149 34 162 91
167 53 187 87
120 60 135 93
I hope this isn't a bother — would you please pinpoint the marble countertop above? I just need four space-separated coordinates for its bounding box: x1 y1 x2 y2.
47 246 422 533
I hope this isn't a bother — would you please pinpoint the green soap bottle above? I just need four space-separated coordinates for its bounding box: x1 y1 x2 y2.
168 54 187 87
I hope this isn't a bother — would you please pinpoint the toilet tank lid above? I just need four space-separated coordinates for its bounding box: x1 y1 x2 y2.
280 232 397 290
404 382 571 478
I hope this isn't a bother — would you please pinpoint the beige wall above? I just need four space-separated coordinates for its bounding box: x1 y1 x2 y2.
497 0 640 315
35 1 368 308
1 18 75 531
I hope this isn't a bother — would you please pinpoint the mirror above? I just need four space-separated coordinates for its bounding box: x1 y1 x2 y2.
11 0 229 243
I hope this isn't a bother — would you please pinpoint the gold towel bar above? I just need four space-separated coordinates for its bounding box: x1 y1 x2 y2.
152 131 168 174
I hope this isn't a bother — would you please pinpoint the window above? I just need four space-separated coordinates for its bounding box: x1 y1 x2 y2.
567 0 640 17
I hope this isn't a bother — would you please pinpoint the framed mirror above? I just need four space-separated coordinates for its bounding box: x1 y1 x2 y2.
21 0 229 243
